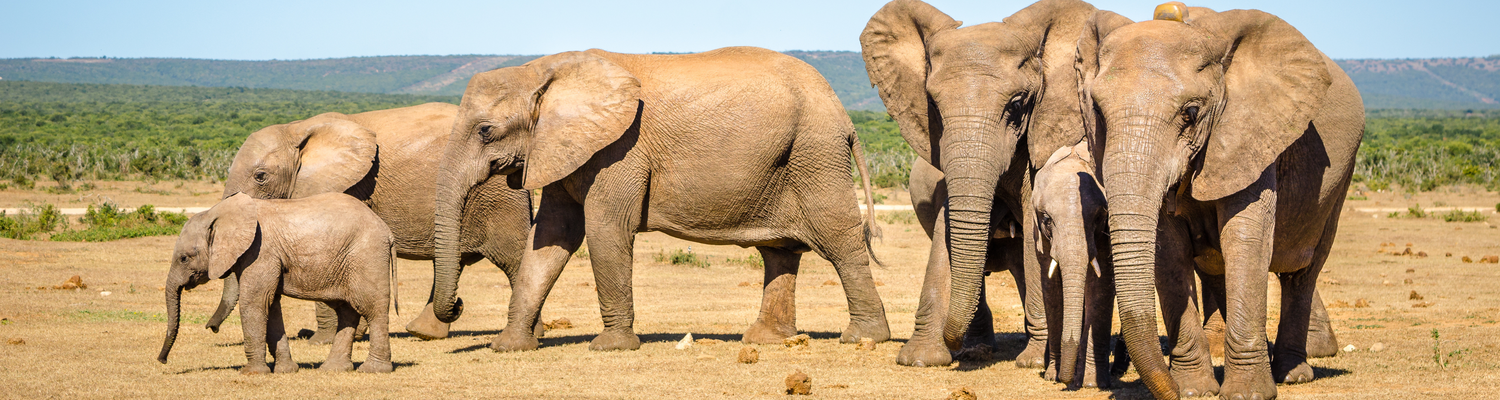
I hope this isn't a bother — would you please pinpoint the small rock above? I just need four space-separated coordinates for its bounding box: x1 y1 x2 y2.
1355 298 1372 308
1370 342 1385 353
1416 251 1428 258
1342 344 1356 353
1409 290 1424 300
949 387 978 400
856 337 877 351
1382 280 1392 286
738 346 760 364
1413 302 1434 308
738 281 754 287
785 370 812 395
543 317 573 330
695 338 724 345
100 291 111 296
676 333 694 350
7 338 23 345
783 334 811 348
1446 252 1453 257
821 280 839 287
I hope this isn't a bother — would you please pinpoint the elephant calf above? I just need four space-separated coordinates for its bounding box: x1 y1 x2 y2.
1032 143 1118 388
158 193 398 374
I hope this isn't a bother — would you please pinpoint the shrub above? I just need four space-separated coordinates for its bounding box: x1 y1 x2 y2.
654 248 709 268
1441 210 1488 223
45 202 187 242
724 254 764 269
0 203 63 239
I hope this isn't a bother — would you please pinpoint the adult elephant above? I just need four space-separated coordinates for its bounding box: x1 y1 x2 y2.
860 0 1099 368
209 103 534 342
1076 5 1363 399
429 47 890 352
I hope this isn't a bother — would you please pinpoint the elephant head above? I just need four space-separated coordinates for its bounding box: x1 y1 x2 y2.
1032 142 1107 385
222 114 377 200
1076 5 1331 398
158 193 261 364
429 51 641 323
860 0 1097 350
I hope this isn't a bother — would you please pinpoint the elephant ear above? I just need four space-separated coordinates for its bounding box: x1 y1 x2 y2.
1189 10 1331 201
860 0 960 166
520 51 642 190
999 0 1098 169
207 193 261 280
1074 10 1133 168
289 116 378 199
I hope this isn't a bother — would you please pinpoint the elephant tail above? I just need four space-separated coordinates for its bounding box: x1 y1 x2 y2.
389 239 399 317
850 132 885 269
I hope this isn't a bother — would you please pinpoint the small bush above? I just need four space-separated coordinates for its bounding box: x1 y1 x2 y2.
878 210 917 225
654 249 709 268
1347 195 1369 201
0 203 63 240
46 202 187 242
725 254 764 269
1441 210 1488 222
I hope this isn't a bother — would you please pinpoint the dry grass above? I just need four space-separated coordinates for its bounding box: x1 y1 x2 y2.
0 183 1498 398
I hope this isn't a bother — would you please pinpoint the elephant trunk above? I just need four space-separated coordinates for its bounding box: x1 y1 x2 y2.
431 143 483 323
158 274 187 364
205 272 238 333
1055 220 1089 384
1102 117 1178 399
941 116 1017 350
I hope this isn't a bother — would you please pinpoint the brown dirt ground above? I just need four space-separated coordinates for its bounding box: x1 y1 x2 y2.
0 182 1497 398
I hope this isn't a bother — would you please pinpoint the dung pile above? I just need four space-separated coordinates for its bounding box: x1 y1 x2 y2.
784 370 811 395
52 275 86 290
949 387 978 400
738 346 759 364
783 334 811 349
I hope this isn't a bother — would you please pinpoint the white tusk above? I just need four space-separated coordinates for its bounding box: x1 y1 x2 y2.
1048 259 1058 279
1092 259 1102 277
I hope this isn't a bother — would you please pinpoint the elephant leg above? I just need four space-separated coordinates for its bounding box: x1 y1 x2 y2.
481 238 548 339
490 188 585 352
897 207 954 367
1017 198 1048 369
354 299 393 373
319 301 359 372
310 302 339 345
956 276 998 361
581 171 648 352
1271 267 1319 384
267 295 296 374
1305 288 1339 358
1215 174 1279 400
1199 271 1228 362
806 222 891 344
236 263 279 375
1040 259 1062 380
1084 265 1116 389
743 246 801 344
1157 216 1217 397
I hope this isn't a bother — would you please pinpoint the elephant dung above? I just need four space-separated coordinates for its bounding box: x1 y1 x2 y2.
948 387 978 400
738 281 755 287
544 317 573 330
1409 291 1424 300
738 346 760 364
1482 255 1500 263
695 338 724 346
784 370 811 395
1406 268 1416 273
7 338 22 345
1354 298 1372 308
783 334 811 349
52 275 86 290
1404 278 1414 285
1412 301 1435 308
856 337 877 351
821 280 839 287
1463 256 1474 263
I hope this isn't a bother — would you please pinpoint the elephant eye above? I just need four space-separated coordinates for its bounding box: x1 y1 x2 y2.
253 171 268 184
477 125 493 141
178 255 189 264
1183 106 1200 124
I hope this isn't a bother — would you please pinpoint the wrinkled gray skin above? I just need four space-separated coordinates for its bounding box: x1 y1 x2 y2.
159 193 397 374
1078 7 1363 399
431 47 889 352
207 103 534 342
861 0 1099 368
1031 144 1115 388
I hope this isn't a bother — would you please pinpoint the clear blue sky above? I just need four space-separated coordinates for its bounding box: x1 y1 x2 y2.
5 0 1495 60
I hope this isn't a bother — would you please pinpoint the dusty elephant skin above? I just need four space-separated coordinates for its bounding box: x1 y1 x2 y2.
158 193 398 374
430 47 890 353
860 0 1098 368
1077 6 1364 399
1032 143 1116 388
209 103 534 342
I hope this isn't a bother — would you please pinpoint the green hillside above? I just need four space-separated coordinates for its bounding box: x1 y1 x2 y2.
1338 57 1500 110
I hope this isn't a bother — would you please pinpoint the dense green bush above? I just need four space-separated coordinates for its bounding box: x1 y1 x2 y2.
49 202 188 242
0 203 63 240
1356 110 1500 192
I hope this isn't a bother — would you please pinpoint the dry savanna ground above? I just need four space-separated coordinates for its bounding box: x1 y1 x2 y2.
1 182 1498 398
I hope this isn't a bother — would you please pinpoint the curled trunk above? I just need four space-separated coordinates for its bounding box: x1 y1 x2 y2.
941 120 1017 350
430 146 482 323
205 273 238 333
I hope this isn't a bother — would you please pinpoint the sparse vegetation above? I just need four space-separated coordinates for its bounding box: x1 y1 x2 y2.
878 210 917 225
0 203 63 240
723 254 764 269
49 203 188 242
1440 209 1488 222
654 248 709 268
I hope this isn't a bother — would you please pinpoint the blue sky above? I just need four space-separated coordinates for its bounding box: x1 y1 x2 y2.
5 0 1495 60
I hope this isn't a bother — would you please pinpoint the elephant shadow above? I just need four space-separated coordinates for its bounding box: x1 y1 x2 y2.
443 331 845 354
172 361 417 374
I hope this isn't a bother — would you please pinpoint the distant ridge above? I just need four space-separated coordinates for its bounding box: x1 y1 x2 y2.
6 53 1500 111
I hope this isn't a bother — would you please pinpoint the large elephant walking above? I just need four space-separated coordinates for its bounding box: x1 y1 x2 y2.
1076 5 1363 399
860 0 1099 368
211 103 533 341
430 47 890 352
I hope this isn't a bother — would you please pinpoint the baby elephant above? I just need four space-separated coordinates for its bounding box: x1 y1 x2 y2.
1032 142 1118 388
157 193 398 374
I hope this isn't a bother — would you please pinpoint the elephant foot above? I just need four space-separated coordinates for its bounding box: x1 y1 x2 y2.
588 329 641 351
319 359 354 372
896 338 953 367
1042 362 1058 381
356 360 393 373
1220 364 1277 400
840 318 891 344
273 360 299 374
1080 366 1112 389
1014 339 1047 369
1306 333 1339 359
308 326 337 345
1171 366 1220 397
241 363 272 375
405 304 452 341
954 343 995 362
742 318 796 345
1273 359 1314 384
489 328 540 352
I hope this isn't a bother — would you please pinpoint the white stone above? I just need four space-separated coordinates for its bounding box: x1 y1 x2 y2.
99 291 111 296
676 333 694 350
1342 344 1357 353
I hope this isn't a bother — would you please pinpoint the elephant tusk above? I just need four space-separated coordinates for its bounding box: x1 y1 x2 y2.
1091 259 1101 277
1048 259 1058 279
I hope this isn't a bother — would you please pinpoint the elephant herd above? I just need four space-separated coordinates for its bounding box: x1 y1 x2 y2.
157 1 1364 399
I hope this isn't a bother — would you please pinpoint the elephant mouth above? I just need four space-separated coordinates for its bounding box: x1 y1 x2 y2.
490 158 524 176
